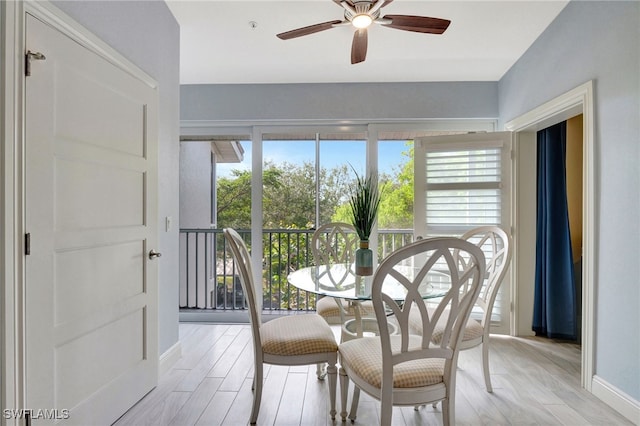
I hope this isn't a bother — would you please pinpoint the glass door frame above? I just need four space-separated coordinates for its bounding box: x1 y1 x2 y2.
180 119 498 310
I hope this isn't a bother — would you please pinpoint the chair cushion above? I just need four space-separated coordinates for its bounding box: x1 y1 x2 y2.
339 335 445 389
261 314 338 356
316 297 375 324
408 304 484 344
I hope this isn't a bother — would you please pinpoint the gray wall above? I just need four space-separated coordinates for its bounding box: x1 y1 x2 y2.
181 82 498 121
179 142 212 228
499 1 640 400
53 1 181 356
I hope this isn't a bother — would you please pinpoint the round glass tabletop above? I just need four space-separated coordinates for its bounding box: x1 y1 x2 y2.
287 263 450 301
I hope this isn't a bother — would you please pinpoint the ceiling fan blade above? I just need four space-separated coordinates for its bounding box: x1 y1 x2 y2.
382 15 451 34
380 0 395 7
276 20 342 40
351 28 368 64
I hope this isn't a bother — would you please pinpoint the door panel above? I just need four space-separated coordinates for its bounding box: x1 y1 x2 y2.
55 157 145 229
25 14 158 425
55 65 146 157
54 241 144 325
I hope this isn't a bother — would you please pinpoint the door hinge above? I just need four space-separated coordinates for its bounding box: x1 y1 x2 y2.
25 50 46 77
25 233 31 256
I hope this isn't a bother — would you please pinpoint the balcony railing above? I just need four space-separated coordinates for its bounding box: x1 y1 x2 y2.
179 228 414 312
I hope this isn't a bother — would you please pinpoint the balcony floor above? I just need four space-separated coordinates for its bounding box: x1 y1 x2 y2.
114 322 632 425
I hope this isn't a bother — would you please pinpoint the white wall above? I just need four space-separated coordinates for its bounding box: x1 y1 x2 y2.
52 1 181 356
499 1 640 401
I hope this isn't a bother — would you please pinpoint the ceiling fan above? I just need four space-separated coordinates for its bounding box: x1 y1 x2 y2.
276 0 451 64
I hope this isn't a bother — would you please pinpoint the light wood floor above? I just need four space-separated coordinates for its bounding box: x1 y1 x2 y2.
114 322 632 426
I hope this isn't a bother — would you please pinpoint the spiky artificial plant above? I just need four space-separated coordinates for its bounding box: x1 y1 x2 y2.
348 168 381 241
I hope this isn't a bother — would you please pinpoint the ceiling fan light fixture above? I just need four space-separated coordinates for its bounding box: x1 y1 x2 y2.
352 14 373 29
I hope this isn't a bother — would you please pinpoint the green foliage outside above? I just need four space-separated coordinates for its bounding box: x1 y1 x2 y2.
215 142 414 310
332 143 414 229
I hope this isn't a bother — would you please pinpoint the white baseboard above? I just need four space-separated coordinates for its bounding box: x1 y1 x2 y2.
591 375 640 424
158 341 182 377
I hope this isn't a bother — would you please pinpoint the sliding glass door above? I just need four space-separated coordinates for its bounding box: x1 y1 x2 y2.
260 130 366 310
178 120 501 319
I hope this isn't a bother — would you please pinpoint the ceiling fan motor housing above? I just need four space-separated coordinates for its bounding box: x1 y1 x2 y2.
344 0 381 24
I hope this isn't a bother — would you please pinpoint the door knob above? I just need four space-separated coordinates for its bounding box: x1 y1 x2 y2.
149 249 162 260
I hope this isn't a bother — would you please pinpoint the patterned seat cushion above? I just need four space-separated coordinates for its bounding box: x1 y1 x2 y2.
339 335 445 389
261 314 338 356
316 297 376 325
408 304 484 344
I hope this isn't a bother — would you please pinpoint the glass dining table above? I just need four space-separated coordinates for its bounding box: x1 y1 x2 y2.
287 263 450 339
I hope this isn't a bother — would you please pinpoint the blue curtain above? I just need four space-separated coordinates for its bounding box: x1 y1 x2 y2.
533 121 577 340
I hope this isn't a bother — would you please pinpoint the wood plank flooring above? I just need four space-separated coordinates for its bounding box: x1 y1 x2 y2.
114 322 632 426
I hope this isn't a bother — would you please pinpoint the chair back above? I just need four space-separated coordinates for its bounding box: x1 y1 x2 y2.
311 222 358 266
224 228 262 336
460 226 512 328
372 237 485 365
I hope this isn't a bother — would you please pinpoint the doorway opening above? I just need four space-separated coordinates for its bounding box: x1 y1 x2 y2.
505 80 594 390
532 117 583 343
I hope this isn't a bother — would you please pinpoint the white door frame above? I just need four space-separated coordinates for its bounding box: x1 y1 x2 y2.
1 1 157 421
1 1 27 420
505 80 595 391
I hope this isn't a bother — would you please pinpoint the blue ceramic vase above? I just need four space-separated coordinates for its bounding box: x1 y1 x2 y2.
355 240 373 276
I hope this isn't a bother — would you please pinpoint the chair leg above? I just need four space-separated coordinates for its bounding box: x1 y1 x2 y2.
442 397 450 426
316 362 327 380
326 362 337 420
379 386 393 426
348 385 360 422
250 362 263 425
482 341 493 392
339 367 349 423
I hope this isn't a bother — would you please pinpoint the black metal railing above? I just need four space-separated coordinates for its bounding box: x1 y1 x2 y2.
179 228 414 312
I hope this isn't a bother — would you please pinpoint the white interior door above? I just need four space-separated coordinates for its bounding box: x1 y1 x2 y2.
414 132 512 334
25 14 158 425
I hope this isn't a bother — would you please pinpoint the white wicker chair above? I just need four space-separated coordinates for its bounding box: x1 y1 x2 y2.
311 222 376 378
338 237 485 425
223 228 338 424
312 223 374 323
409 226 512 393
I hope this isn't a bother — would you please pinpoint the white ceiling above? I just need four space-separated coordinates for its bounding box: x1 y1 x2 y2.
167 0 569 84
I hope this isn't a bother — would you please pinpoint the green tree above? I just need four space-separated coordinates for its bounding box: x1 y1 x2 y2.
216 166 283 228
263 160 315 228
319 164 353 224
218 161 357 229
332 142 414 229
378 143 414 229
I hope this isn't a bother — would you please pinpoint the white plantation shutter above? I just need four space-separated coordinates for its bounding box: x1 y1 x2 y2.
426 142 502 235
415 133 511 333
